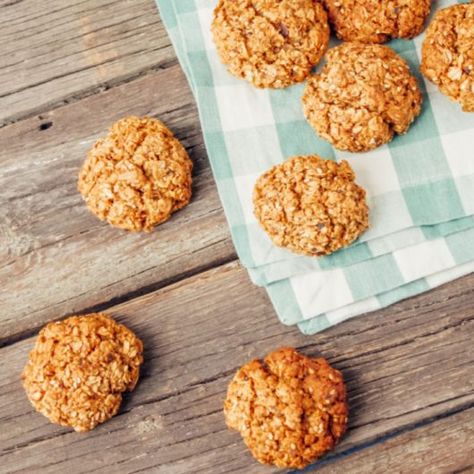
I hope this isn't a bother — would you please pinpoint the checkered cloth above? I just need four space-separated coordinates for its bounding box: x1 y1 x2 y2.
156 0 474 334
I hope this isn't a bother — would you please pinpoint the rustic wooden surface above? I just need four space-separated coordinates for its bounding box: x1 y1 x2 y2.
1 1 473 473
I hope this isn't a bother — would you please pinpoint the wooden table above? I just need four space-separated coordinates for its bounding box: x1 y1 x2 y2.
1 1 473 472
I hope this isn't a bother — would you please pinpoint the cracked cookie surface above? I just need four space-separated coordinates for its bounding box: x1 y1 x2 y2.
211 0 329 88
78 116 193 232
302 43 422 152
421 3 474 112
22 313 144 432
253 155 369 257
322 0 431 43
224 347 348 469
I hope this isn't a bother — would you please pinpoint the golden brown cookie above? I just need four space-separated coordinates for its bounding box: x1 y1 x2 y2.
253 155 369 256
322 0 431 43
421 3 474 112
211 0 330 88
224 348 348 469
78 116 193 232
22 313 143 432
302 43 422 152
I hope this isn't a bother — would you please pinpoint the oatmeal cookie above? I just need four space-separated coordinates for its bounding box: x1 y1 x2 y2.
302 43 422 152
421 3 474 112
211 0 330 88
322 0 431 43
253 155 369 256
22 313 143 432
224 348 348 469
78 116 193 232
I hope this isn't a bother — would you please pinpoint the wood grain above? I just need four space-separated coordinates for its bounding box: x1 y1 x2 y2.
0 63 236 344
0 0 174 125
1 263 473 473
2 0 474 471
317 408 474 474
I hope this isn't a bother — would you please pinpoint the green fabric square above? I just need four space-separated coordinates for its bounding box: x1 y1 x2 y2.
421 216 474 239
390 39 414 54
455 175 474 214
269 84 306 123
377 278 429 307
402 180 465 224
344 254 405 300
391 136 453 185
298 314 332 335
175 0 196 14
231 225 255 267
266 280 304 325
203 131 233 179
318 243 372 270
275 121 335 159
179 13 206 52
187 51 213 86
446 228 474 264
196 88 224 132
157 2 178 28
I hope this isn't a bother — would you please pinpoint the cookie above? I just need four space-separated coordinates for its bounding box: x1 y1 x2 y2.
211 0 329 88
302 43 422 152
253 155 369 257
22 313 143 432
322 0 431 43
421 3 474 112
78 116 193 232
224 348 348 469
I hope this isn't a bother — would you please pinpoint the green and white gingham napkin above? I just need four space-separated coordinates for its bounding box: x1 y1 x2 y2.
156 0 474 333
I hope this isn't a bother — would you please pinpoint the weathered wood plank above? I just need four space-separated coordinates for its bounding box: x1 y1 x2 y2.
0 63 236 344
0 263 473 473
317 408 474 474
0 0 173 125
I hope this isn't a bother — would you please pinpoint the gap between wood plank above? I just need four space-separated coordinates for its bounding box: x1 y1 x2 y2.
0 250 238 349
314 398 474 471
0 58 178 128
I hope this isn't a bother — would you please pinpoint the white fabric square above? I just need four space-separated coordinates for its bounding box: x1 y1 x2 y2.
290 269 353 319
368 226 425 255
233 174 260 224
343 145 401 196
362 192 414 241
426 260 474 287
215 85 275 131
441 130 474 178
394 238 456 281
224 126 283 176
198 7 216 52
326 296 381 326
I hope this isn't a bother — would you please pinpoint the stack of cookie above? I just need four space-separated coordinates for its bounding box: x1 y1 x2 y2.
157 0 474 334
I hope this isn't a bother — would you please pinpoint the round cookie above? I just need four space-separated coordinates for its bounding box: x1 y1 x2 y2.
22 313 143 432
322 0 431 43
211 0 330 88
224 348 348 469
78 116 193 232
421 3 474 112
253 155 369 257
302 43 422 152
